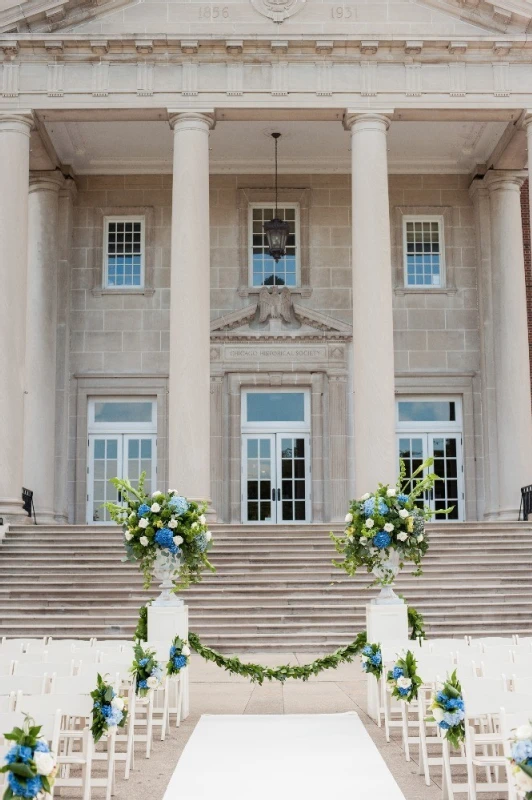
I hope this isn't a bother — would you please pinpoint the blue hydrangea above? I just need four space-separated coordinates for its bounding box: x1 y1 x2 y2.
371 652 382 666
155 528 178 554
397 493 409 505
8 773 43 799
102 704 113 719
138 679 148 689
152 665 164 680
139 657 149 667
173 655 187 670
398 686 410 697
445 697 464 711
138 504 150 516
512 740 532 763
374 531 392 549
194 532 208 553
361 661 369 673
362 645 373 657
168 495 189 516
439 721 450 730
169 646 177 658
107 708 123 727
5 745 33 764
34 741 50 754
392 666 404 679
363 497 388 517
443 710 465 727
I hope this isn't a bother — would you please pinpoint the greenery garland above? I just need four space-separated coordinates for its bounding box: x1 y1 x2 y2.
407 605 426 640
188 631 367 686
133 601 152 642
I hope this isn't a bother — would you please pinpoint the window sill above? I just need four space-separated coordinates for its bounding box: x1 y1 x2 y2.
395 287 457 296
92 288 156 297
238 285 312 299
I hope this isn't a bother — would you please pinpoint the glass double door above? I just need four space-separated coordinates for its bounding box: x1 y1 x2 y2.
242 433 310 523
397 433 463 520
87 434 156 523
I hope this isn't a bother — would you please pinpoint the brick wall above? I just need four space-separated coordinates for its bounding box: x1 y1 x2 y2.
521 180 532 395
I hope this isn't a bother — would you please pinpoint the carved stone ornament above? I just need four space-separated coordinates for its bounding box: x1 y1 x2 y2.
250 0 306 23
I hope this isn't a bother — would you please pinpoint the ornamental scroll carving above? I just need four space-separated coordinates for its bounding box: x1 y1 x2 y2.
250 0 306 22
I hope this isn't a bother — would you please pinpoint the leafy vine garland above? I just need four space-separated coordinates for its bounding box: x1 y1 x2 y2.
188 631 368 685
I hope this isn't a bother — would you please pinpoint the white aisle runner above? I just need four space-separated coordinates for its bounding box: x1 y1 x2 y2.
163 712 407 800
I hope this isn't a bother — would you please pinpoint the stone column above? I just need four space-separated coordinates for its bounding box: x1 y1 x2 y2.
344 112 396 495
168 111 215 505
23 170 65 522
485 170 532 518
0 112 33 521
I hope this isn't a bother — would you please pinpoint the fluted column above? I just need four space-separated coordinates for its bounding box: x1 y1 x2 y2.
0 112 33 520
485 170 532 518
344 111 396 495
168 111 215 505
23 170 65 522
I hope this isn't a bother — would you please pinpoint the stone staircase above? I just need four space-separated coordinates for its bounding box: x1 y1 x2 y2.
0 522 531 650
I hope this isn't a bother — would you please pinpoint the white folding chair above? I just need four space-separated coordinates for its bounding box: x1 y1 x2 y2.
51 674 118 695
476 636 517 650
512 676 532 696
13 660 75 679
500 706 532 800
1 639 30 651
24 640 51 655
513 652 532 668
0 661 14 677
0 695 15 712
0 709 61 750
514 636 532 649
0 675 47 696
73 649 102 664
477 654 515 678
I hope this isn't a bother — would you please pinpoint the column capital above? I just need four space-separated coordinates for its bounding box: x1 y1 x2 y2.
168 110 216 133
522 110 532 130
343 110 394 133
29 169 66 195
468 175 490 202
59 175 78 203
483 169 528 193
0 110 34 137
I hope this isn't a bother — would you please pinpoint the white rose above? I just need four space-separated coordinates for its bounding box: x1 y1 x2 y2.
181 644 191 657
124 532 133 541
515 768 532 793
111 696 125 711
34 751 56 777
146 675 159 689
140 536 149 546
150 503 161 513
417 534 424 542
365 518 375 529
345 513 353 524
173 535 183 546
397 532 408 542
360 493 370 501
199 514 207 525
397 676 412 689
359 536 368 545
383 523 394 533
432 707 445 723
387 488 396 497
138 517 149 529
515 724 532 740
399 509 409 519
152 491 163 499
168 519 177 529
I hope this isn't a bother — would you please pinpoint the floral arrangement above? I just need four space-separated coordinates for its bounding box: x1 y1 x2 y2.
106 473 215 590
133 601 152 642
131 644 164 697
90 673 128 743
166 636 191 677
360 643 383 679
386 651 422 703
332 459 444 584
1 714 57 800
509 722 532 798
407 605 426 640
429 670 465 749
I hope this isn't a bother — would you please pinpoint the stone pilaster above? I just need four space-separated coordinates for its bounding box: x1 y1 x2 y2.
0 112 33 521
344 111 396 496
310 372 325 522
23 170 65 522
210 375 224 520
484 169 532 518
328 374 349 521
167 110 215 505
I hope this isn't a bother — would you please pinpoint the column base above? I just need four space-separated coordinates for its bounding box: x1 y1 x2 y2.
484 508 521 521
0 498 28 524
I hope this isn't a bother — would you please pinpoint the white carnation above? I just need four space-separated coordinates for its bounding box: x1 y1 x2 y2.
205 530 212 541
515 724 532 740
181 644 191 657
173 535 183 546
387 488 396 497
397 532 408 542
365 518 375 529
345 513 353 524
147 675 159 689
383 523 394 533
432 707 445 723
124 531 133 541
396 676 412 690
417 534 424 542
150 502 161 513
34 751 56 777
359 536 368 545
399 509 409 519
140 536 149 546
168 519 177 529
360 493 370 501
111 696 125 711
152 491 163 499
138 518 149 529
198 514 207 525
515 768 532 793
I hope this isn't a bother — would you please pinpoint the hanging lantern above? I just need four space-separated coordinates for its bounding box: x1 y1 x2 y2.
264 132 290 263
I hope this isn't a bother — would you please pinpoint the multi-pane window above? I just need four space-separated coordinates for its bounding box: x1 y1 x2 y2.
249 204 298 287
403 217 444 288
104 217 144 288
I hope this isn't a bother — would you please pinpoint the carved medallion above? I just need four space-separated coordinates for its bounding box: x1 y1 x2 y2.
250 0 306 23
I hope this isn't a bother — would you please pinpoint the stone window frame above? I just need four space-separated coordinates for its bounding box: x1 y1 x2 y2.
237 187 311 298
395 373 479 521
102 214 146 290
91 206 155 297
73 374 168 523
248 202 301 289
393 206 457 295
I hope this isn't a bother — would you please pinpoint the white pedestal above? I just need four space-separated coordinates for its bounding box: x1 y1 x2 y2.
365 603 408 722
148 604 190 719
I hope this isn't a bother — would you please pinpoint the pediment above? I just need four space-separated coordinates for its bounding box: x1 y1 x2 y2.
210 299 352 340
3 0 530 35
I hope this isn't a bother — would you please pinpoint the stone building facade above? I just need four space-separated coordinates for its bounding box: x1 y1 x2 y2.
1 0 532 525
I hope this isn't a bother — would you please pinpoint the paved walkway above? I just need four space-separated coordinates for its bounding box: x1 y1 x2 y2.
113 654 443 800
